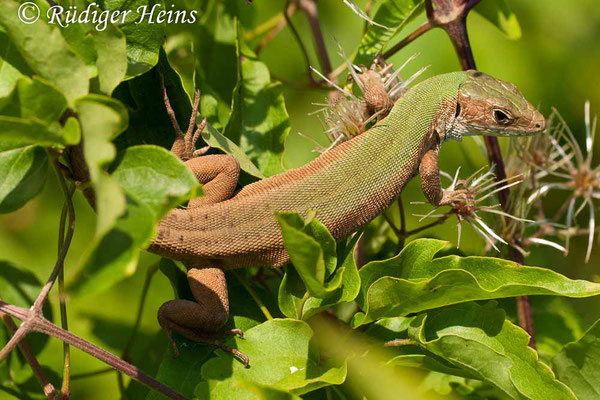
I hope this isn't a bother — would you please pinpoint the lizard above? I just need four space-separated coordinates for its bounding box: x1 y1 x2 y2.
149 69 546 366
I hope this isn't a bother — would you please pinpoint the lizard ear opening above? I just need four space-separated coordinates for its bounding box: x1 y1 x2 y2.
455 102 461 118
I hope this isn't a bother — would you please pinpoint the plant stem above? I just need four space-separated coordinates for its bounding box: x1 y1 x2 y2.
0 302 187 400
57 184 74 399
1 314 59 399
298 0 332 75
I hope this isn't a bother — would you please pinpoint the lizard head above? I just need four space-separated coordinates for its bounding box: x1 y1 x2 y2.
448 70 546 140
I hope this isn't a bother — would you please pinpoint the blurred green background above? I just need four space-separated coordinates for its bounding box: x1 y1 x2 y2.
0 0 599 398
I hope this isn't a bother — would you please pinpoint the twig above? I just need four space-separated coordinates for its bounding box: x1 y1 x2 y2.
0 163 76 361
1 314 58 399
298 0 332 75
382 21 435 60
0 163 187 400
0 302 187 400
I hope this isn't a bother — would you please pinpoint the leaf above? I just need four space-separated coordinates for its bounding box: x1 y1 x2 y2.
0 76 67 123
0 77 73 151
223 21 290 176
553 319 600 399
474 0 522 40
353 239 600 327
354 0 424 67
202 122 265 179
278 232 361 320
67 193 155 298
76 95 128 238
276 213 342 299
0 0 88 105
408 302 576 399
0 117 68 152
111 145 200 218
197 319 346 399
103 0 165 78
0 146 47 214
364 317 478 379
0 30 33 98
93 24 128 95
69 146 199 298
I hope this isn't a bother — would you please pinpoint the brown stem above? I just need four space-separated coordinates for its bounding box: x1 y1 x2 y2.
0 302 187 400
382 20 436 60
1 314 59 399
298 0 332 75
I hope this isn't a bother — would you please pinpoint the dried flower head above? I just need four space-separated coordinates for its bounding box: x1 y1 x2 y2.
310 48 427 150
414 166 529 252
524 102 599 262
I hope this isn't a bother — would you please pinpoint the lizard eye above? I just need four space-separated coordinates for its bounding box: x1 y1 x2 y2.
493 109 512 125
455 102 461 118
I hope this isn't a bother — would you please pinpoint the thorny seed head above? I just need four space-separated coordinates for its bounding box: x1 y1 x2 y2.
414 166 529 252
309 48 427 151
508 102 600 262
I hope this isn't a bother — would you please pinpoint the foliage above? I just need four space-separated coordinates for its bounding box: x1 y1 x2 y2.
0 0 599 399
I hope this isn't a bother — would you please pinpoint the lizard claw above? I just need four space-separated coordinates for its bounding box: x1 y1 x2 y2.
159 70 208 161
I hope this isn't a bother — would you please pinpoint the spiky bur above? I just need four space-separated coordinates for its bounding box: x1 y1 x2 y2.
309 50 428 151
413 166 530 251
505 102 599 262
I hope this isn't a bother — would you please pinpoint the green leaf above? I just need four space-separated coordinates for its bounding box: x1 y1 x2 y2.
279 233 361 320
0 30 33 98
0 77 73 151
354 0 424 67
0 76 67 123
111 145 200 218
76 95 128 238
202 122 265 179
197 319 346 399
474 0 522 40
408 302 575 399
0 146 47 213
93 24 128 95
0 117 67 152
553 319 600 399
103 0 165 78
68 193 155 298
0 0 88 105
353 239 600 327
223 21 290 176
69 146 199 298
276 213 342 299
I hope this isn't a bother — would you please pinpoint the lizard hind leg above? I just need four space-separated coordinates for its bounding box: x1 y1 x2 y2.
157 266 248 366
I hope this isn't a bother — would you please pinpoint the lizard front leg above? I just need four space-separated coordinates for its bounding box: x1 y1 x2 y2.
419 146 467 206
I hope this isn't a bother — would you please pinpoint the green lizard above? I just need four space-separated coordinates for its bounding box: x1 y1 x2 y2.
150 70 545 365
